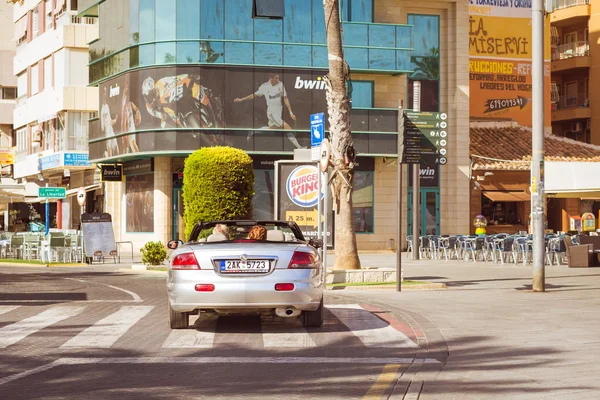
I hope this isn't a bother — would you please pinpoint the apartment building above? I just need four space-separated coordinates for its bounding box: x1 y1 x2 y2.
0 2 17 181
549 0 593 143
10 0 99 230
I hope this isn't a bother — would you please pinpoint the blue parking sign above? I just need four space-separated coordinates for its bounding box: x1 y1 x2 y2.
310 113 325 147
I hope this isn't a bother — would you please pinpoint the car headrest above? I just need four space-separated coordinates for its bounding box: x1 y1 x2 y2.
267 230 285 241
207 233 228 242
198 238 207 242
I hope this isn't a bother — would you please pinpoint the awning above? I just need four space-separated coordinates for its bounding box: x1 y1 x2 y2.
25 184 101 204
483 191 530 202
545 162 600 199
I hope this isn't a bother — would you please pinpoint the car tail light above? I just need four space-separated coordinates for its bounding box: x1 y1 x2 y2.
171 252 200 270
195 284 215 292
287 251 317 269
275 283 295 291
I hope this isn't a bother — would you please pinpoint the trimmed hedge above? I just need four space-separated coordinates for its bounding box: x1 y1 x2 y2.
183 146 254 239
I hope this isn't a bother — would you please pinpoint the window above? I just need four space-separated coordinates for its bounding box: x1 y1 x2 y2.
1 87 17 100
565 81 577 107
30 65 39 95
32 9 39 39
16 127 27 153
253 0 284 19
66 112 89 151
126 174 154 233
551 82 559 103
564 32 576 44
46 0 53 30
17 72 28 99
42 120 54 152
353 168 374 233
44 57 53 90
349 81 374 108
341 0 373 22
70 0 78 11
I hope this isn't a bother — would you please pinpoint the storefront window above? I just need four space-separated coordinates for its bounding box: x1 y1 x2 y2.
481 197 521 226
353 170 374 233
126 174 154 232
349 81 373 108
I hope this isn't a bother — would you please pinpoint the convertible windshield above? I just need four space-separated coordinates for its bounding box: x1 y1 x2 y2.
189 220 305 243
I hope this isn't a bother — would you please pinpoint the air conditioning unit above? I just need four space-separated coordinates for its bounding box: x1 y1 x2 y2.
587 119 591 130
572 122 583 132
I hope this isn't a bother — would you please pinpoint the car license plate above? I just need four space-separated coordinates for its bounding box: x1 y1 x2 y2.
219 260 270 273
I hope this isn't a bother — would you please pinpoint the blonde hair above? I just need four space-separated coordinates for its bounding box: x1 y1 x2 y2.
247 225 267 240
213 224 229 237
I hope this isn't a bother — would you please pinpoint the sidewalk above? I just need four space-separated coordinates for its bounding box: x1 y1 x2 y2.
351 253 600 399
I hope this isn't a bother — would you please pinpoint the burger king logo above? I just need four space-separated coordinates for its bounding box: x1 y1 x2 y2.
286 165 322 207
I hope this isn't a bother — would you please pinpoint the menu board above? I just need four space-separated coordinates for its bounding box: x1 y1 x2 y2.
81 212 117 258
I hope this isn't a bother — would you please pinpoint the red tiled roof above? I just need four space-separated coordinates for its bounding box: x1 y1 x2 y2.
470 122 600 170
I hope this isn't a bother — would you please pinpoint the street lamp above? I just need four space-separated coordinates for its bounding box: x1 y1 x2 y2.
531 0 547 291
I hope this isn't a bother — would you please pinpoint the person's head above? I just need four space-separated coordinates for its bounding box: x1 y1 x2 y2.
142 77 156 105
213 224 229 238
268 73 280 86
247 225 267 240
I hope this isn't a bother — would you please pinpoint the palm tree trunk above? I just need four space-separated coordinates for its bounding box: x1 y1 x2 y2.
323 0 360 270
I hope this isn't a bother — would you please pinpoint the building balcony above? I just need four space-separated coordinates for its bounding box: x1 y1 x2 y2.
550 0 590 27
552 95 591 122
0 100 15 125
551 41 591 72
14 14 98 74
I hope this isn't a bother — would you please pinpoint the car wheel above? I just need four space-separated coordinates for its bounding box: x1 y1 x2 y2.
168 300 189 329
300 298 324 327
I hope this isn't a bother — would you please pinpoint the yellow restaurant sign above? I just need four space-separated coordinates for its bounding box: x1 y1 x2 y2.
0 148 14 165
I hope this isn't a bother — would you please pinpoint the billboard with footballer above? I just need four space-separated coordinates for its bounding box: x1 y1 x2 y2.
90 66 332 160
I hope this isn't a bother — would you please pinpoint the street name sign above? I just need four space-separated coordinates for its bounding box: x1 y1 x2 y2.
39 187 66 199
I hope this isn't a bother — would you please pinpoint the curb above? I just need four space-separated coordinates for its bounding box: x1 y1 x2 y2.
118 268 168 275
327 283 446 291
0 262 89 268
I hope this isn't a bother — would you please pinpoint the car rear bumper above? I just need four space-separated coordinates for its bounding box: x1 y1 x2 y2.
167 269 324 313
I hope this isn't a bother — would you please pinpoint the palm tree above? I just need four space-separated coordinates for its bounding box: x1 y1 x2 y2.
410 47 439 80
323 0 361 270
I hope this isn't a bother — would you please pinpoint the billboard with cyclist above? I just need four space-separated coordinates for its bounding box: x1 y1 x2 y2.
92 66 329 160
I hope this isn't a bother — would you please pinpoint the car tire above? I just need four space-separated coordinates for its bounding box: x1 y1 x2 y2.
300 298 324 327
168 300 189 329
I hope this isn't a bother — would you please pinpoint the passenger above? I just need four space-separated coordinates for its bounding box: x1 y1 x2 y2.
247 225 267 240
213 224 230 238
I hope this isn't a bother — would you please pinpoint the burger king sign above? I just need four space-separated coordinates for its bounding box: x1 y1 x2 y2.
286 165 323 207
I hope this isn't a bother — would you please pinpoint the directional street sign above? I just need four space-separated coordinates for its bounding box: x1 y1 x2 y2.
310 113 325 161
401 111 449 165
39 187 66 199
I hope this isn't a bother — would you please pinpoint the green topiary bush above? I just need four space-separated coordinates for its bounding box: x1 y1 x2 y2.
183 146 254 239
140 241 168 266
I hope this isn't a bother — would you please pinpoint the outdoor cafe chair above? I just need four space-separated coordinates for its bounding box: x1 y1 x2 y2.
23 233 42 261
406 235 413 258
48 233 67 263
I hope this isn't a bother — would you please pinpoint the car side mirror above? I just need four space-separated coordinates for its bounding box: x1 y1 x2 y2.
167 240 183 250
309 239 323 249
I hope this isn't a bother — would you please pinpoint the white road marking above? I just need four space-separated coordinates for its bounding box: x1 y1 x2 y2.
162 316 217 348
262 320 317 348
0 306 86 348
326 304 419 349
62 277 143 302
0 305 19 315
61 306 153 348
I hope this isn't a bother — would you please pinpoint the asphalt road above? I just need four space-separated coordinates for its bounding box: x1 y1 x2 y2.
0 265 443 400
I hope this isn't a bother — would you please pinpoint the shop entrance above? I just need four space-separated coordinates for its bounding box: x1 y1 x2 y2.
407 188 440 237
172 182 185 241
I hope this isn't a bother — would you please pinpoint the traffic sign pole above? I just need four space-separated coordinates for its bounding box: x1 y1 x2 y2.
396 100 404 292
45 184 49 236
412 82 421 260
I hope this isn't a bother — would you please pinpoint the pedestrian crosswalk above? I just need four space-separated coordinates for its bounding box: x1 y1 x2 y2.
0 304 419 351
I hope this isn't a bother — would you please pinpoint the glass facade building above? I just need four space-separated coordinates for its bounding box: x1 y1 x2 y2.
81 0 443 248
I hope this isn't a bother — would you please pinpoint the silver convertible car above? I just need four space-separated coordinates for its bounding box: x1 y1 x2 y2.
166 220 324 329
